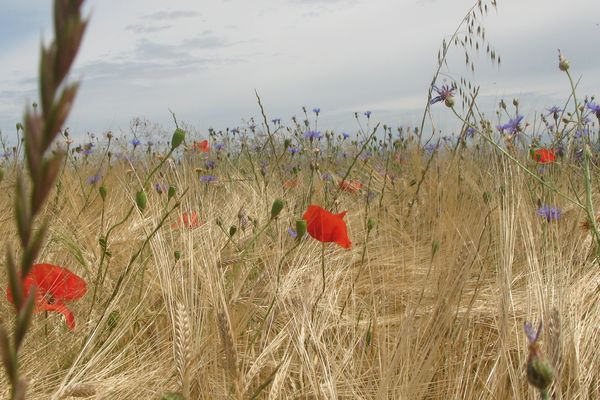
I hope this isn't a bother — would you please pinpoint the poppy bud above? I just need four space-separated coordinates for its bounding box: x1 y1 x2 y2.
174 250 181 261
136 190 147 211
367 218 376 232
229 225 237 237
168 185 176 201
99 185 107 201
295 219 307 239
108 310 120 331
270 199 284 219
161 393 184 400
171 128 185 150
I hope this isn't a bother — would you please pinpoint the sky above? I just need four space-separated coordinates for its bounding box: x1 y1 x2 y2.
0 0 598 142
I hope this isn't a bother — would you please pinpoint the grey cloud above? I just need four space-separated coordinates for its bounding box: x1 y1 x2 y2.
143 10 200 20
125 23 171 34
183 35 228 49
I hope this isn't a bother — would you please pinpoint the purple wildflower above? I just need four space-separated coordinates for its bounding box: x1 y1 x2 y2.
87 174 102 185
271 118 281 125
154 183 166 194
312 107 320 116
536 205 561 222
130 138 142 147
342 132 350 140
430 84 455 105
321 172 332 181
287 146 300 155
287 227 298 239
364 111 372 118
214 143 225 151
497 115 524 135
200 175 217 183
586 102 600 117
205 160 216 169
525 321 542 344
546 106 562 117
83 148 93 156
304 130 323 140
465 127 476 138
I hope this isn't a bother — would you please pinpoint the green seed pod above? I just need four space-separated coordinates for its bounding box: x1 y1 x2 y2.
284 138 292 149
270 199 284 219
136 190 147 211
99 185 107 201
527 352 554 392
168 185 176 200
367 218 376 232
432 240 440 256
107 310 120 331
171 128 185 150
0 167 4 183
295 219 306 239
444 96 455 108
174 250 181 261
161 393 184 400
229 225 237 237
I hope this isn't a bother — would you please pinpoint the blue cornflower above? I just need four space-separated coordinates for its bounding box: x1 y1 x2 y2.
587 102 600 117
83 148 93 156
430 84 455 106
359 151 373 161
214 143 225 151
364 111 372 118
321 172 333 181
342 132 350 140
205 160 216 169
287 146 300 155
154 183 167 194
287 227 298 239
230 128 240 134
313 107 321 115
465 127 476 138
130 138 142 147
271 118 281 125
200 175 217 183
2 151 12 158
304 130 323 140
536 205 562 222
497 115 524 135
87 174 102 185
424 142 439 154
546 106 562 117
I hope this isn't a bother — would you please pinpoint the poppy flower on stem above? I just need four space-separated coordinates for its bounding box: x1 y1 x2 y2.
172 211 205 229
532 148 556 164
303 205 351 249
6 263 87 330
339 180 363 193
192 140 210 152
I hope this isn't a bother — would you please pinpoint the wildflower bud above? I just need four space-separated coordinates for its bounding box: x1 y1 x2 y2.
527 352 554 392
367 218 376 232
513 98 519 107
168 185 176 201
558 50 569 71
161 393 184 400
107 310 120 331
483 191 491 204
432 240 440 256
216 217 223 227
229 225 237 237
284 138 292 149
295 219 307 239
444 96 455 108
171 128 185 149
136 190 147 211
270 198 284 219
99 185 107 201
0 167 4 183
174 250 181 261
500 99 507 110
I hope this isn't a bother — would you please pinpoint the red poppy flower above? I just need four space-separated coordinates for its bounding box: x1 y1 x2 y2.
302 205 351 249
283 178 299 189
192 140 210 152
172 211 205 229
6 263 87 330
339 180 362 193
532 148 556 164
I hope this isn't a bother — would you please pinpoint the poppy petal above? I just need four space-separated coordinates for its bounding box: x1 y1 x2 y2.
42 300 76 330
302 205 351 249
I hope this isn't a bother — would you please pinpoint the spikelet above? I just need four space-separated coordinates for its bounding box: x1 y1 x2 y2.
174 302 191 396
60 383 97 398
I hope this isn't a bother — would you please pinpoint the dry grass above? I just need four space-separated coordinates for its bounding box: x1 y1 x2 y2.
0 144 599 399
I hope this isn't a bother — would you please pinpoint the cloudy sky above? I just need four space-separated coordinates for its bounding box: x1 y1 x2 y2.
0 0 598 141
